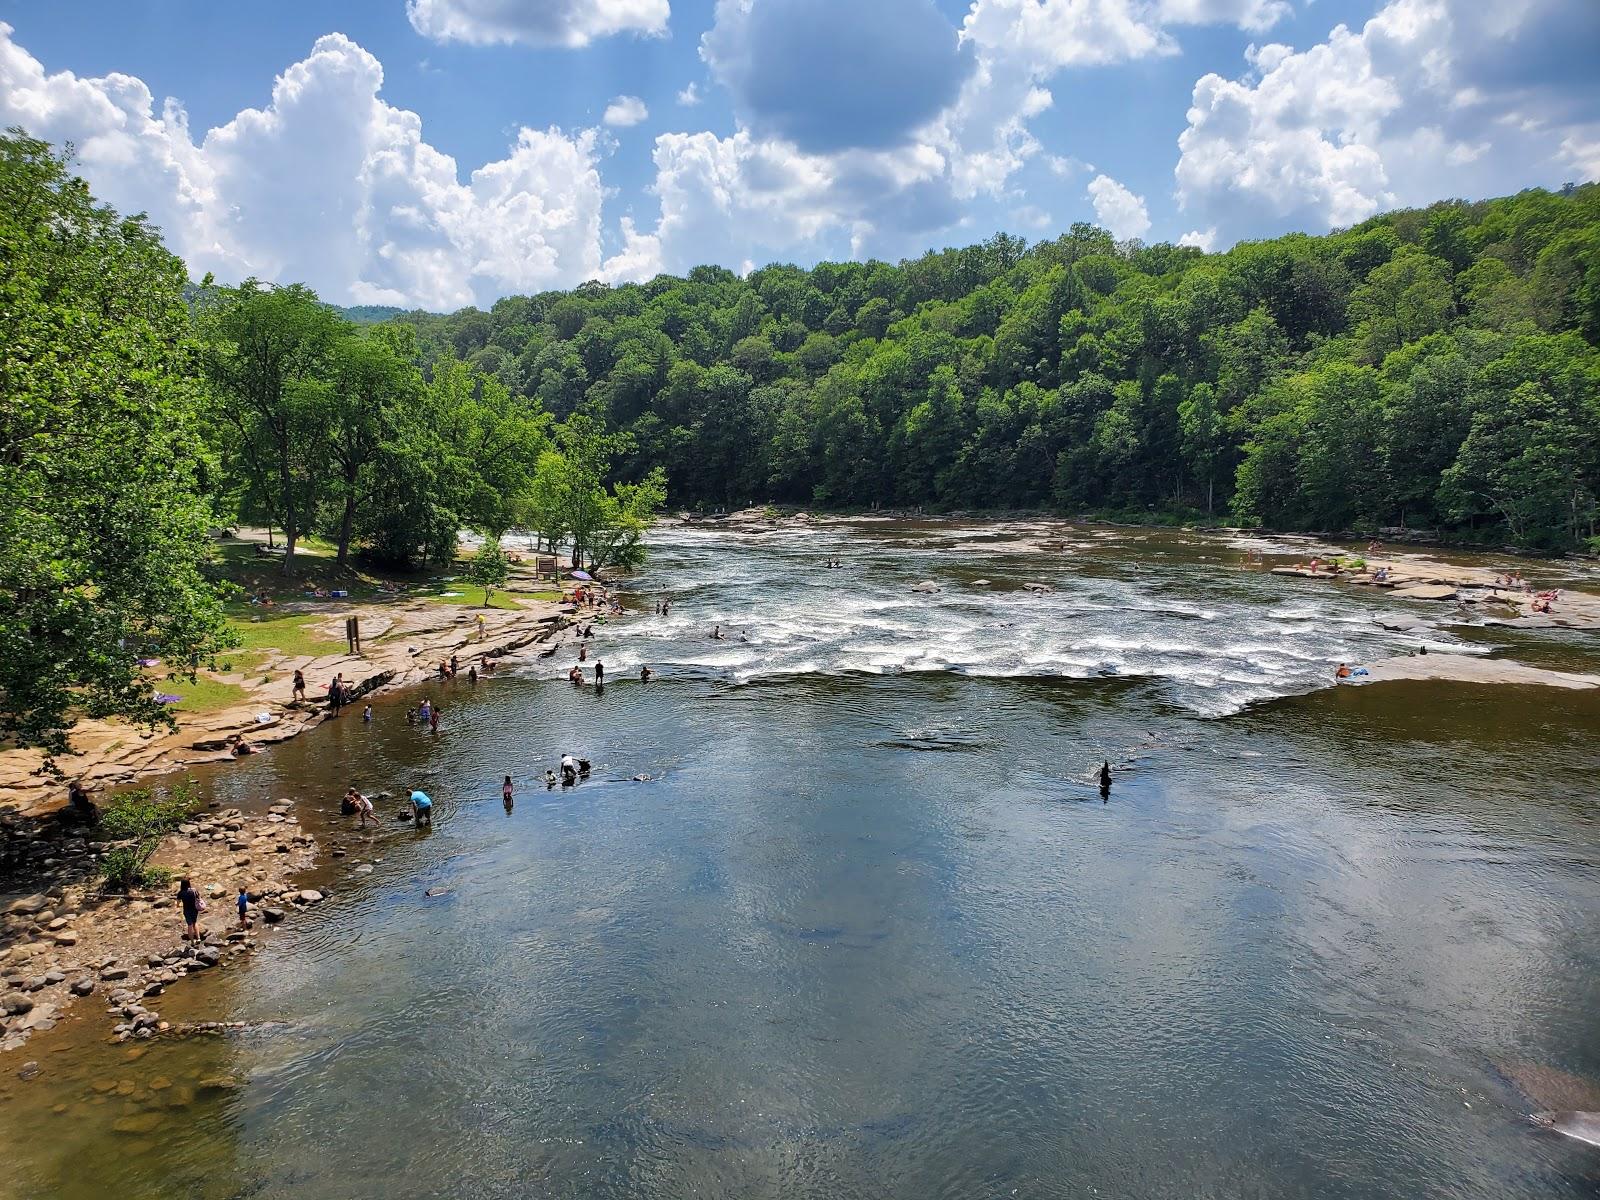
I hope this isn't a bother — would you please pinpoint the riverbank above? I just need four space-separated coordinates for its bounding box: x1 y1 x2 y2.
0 799 318 1055
0 589 572 818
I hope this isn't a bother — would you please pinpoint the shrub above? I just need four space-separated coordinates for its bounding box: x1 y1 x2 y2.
96 781 200 892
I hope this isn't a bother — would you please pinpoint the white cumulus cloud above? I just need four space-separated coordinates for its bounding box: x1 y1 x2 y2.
1175 0 1600 246
603 95 648 127
1086 173 1151 239
676 82 702 106
0 24 624 308
406 0 669 48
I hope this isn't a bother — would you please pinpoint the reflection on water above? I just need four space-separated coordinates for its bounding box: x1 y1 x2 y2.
3 524 1599 1199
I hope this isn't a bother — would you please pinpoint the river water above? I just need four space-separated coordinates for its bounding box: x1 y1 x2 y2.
4 521 1599 1199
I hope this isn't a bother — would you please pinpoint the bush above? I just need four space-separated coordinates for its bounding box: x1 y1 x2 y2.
96 781 200 892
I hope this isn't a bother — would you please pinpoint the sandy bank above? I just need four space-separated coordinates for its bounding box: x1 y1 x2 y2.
1361 654 1600 690
0 594 572 817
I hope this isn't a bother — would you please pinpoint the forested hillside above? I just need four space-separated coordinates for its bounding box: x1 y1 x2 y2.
397 186 1600 550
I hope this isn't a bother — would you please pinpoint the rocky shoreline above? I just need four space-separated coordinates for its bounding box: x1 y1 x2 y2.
0 594 573 816
0 798 323 1056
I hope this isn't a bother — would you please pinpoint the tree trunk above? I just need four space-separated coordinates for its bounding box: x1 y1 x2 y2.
1206 477 1213 515
282 526 298 575
335 488 357 568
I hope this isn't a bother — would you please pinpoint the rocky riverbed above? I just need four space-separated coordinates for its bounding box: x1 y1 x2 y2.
1 800 320 1055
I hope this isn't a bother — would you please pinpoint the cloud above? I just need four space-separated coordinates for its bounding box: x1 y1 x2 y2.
1086 173 1150 239
1178 227 1216 251
0 24 616 308
701 0 973 153
676 82 702 106
1175 0 1600 246
405 0 669 48
959 0 1174 73
1157 0 1289 34
603 95 648 127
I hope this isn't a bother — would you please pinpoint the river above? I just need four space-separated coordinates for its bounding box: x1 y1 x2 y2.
3 521 1599 1199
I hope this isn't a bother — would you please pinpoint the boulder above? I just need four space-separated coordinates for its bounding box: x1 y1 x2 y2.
261 907 286 924
297 890 324 904
69 977 95 996
1 992 33 1016
4 894 48 916
909 581 940 593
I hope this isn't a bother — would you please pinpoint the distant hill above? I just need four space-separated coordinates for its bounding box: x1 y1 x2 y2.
334 304 409 325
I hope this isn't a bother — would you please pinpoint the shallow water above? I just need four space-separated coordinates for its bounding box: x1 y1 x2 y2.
3 522 1599 1199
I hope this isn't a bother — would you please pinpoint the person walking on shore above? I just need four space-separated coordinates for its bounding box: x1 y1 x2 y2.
177 877 201 942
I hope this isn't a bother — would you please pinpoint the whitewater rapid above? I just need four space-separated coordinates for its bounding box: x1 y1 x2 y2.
534 520 1492 717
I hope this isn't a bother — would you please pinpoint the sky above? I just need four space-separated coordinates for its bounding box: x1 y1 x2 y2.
2 0 1597 311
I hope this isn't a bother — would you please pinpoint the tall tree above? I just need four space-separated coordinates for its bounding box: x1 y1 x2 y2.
0 132 233 755
201 281 344 573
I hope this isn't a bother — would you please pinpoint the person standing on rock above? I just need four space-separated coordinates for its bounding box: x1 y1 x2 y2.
237 887 250 929
292 669 306 702
177 878 201 942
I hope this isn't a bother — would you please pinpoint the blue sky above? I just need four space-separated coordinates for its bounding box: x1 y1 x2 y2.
2 0 1595 310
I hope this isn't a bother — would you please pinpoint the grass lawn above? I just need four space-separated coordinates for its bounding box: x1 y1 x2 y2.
422 588 524 611
158 673 252 714
227 613 350 659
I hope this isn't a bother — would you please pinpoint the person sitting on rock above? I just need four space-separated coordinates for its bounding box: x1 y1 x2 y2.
66 780 97 824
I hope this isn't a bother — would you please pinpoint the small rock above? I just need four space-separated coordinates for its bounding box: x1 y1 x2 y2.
100 967 130 981
4 894 48 916
69 978 95 996
2 992 34 1016
298 890 323 904
112 1112 165 1135
261 908 286 924
17 1060 39 1081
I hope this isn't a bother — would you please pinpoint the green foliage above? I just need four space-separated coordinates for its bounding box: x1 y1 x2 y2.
97 781 199 891
0 131 236 757
466 538 511 606
381 181 1600 548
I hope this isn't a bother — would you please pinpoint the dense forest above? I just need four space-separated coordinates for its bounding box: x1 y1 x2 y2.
4 126 1600 751
392 184 1600 551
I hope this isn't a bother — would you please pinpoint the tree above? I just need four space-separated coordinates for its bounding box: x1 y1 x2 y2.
1178 383 1223 512
0 131 235 757
467 538 510 607
323 325 421 565
201 281 345 573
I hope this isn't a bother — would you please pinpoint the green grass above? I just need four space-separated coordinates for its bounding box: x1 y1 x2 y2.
422 588 524 611
226 613 349 659
158 673 252 714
